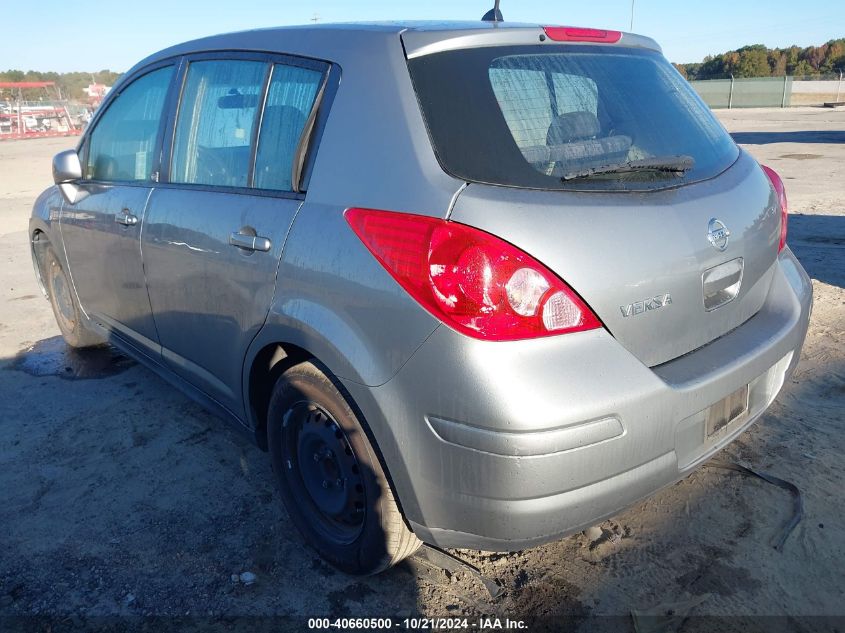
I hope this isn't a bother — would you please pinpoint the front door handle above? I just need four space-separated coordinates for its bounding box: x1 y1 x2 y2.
229 231 272 253
115 209 138 227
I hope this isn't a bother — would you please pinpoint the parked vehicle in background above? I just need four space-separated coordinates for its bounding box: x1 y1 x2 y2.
30 20 811 574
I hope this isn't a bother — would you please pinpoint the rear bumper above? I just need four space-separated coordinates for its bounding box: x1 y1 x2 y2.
342 248 812 551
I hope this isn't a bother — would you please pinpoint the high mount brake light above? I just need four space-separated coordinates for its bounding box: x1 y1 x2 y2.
345 208 602 341
761 165 788 253
542 26 622 43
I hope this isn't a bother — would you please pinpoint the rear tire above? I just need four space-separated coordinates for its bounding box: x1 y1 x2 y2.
44 248 104 349
267 360 420 574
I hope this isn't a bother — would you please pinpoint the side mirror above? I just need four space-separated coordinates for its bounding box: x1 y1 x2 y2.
52 150 88 204
53 149 82 183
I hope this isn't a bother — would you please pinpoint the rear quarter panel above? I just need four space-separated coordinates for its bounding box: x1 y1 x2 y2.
247 28 463 387
253 201 440 387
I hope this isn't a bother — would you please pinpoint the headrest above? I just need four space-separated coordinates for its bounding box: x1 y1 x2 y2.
546 111 601 145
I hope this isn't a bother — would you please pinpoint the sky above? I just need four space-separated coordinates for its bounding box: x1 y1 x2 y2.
2 0 843 72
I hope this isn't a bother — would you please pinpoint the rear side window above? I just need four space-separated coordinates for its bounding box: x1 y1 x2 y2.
254 64 323 191
85 66 173 182
408 46 739 191
171 60 266 188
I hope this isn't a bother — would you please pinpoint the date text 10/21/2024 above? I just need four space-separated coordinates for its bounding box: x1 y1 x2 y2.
307 617 528 630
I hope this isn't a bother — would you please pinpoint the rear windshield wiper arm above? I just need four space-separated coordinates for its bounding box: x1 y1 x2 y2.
561 155 695 181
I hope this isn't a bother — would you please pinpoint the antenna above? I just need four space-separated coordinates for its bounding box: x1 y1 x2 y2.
481 0 503 22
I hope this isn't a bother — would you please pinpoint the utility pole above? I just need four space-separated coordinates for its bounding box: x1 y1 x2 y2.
630 0 635 31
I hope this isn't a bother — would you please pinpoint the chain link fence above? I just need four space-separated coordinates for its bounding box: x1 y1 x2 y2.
690 73 845 108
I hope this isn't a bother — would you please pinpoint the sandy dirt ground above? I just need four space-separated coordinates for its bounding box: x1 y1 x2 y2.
0 108 843 630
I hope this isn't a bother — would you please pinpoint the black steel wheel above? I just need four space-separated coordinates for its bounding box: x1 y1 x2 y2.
282 402 366 544
267 360 420 574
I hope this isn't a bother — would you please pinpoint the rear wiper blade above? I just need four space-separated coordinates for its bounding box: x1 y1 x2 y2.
561 155 695 181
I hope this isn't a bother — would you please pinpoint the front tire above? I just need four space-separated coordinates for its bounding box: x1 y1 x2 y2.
267 360 420 574
44 248 104 349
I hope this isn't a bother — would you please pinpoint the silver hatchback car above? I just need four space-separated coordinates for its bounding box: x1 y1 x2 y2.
31 20 812 574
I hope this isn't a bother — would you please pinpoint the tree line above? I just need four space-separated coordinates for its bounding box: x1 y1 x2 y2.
0 69 123 102
674 38 845 80
3 37 844 99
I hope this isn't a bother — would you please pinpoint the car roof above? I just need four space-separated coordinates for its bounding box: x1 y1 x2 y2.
127 20 661 77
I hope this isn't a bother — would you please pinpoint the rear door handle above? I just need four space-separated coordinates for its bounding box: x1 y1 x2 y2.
115 209 138 226
229 231 272 252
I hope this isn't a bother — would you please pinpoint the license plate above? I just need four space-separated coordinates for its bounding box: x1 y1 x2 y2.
706 385 749 438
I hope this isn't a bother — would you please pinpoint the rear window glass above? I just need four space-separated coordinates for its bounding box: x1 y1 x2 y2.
407 45 739 191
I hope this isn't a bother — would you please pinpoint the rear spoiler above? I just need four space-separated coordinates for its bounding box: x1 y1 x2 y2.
402 24 661 59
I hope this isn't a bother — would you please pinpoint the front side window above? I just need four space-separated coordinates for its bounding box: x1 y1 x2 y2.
170 60 266 188
85 66 173 182
253 64 323 191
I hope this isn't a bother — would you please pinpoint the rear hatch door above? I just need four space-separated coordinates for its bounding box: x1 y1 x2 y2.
405 33 782 366
449 153 780 367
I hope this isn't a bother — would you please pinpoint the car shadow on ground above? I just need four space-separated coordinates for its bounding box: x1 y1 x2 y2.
787 213 845 289
730 130 845 145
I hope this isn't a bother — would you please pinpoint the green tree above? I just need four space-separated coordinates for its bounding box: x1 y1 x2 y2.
822 40 845 73
792 60 817 78
683 63 703 79
734 45 771 77
677 38 844 79
768 51 787 76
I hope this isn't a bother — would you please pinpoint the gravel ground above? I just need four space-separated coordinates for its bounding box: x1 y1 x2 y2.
1 107 843 631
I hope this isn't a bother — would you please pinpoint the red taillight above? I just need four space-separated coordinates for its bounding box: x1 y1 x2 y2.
761 165 788 252
345 208 602 341
543 26 622 43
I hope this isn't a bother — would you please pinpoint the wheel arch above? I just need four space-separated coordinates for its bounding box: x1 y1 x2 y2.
30 185 68 299
242 300 407 450
30 227 52 299
244 326 391 447
246 340 314 451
